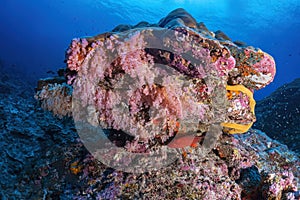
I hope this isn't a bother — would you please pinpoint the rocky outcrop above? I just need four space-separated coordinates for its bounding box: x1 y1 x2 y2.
0 68 299 199
254 78 300 154
5 8 294 199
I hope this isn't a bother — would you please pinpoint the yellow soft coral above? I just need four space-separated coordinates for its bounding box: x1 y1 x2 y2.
221 85 256 134
70 161 82 175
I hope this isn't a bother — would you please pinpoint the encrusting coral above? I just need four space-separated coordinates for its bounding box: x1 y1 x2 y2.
33 8 299 200
221 84 256 134
35 8 276 170
36 9 275 141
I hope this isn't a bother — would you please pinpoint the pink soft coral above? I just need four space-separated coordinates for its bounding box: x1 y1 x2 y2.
66 38 89 71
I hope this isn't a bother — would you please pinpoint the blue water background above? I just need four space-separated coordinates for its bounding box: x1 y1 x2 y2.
0 0 299 100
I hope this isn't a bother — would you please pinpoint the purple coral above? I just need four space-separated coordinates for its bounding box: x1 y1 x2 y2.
32 8 298 200
66 38 89 72
214 56 236 77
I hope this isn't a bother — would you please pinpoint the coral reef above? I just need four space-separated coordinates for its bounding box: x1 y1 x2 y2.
30 8 300 199
2 68 299 199
35 81 72 117
36 8 275 142
0 70 297 198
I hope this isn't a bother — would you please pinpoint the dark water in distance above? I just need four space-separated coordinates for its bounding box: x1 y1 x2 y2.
0 0 299 100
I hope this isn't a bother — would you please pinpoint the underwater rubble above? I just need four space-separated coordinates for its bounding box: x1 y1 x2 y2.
1 8 299 199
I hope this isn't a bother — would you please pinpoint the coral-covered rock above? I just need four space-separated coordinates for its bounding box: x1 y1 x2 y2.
35 83 72 117
36 76 66 91
254 78 300 154
32 8 294 199
36 8 275 143
0 60 297 199
60 129 298 199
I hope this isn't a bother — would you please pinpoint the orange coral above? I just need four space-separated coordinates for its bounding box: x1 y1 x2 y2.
222 85 256 134
70 161 82 175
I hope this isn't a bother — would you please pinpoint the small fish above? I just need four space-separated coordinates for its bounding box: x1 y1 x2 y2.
46 70 56 74
167 135 201 148
234 40 247 47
